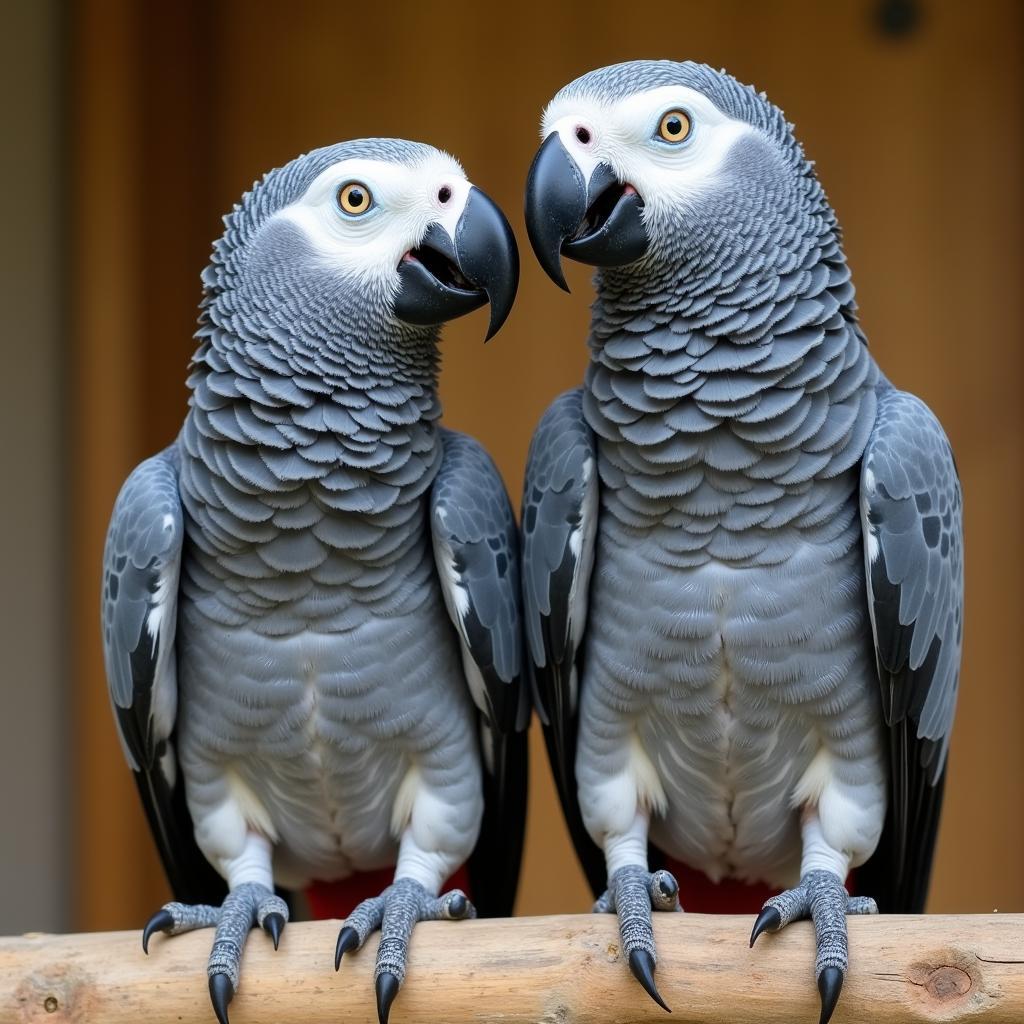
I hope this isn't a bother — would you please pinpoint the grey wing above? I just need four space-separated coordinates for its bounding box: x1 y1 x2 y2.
101 443 225 904
520 388 604 894
430 429 528 916
856 384 963 912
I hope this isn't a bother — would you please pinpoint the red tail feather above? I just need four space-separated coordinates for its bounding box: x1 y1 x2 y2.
665 859 857 914
306 865 472 921
665 859 777 914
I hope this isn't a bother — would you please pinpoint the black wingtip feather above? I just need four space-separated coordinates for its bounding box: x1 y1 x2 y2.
133 761 227 907
535 650 607 897
468 725 529 917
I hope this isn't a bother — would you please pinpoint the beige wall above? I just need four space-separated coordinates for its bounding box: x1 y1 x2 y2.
0 0 66 933
70 0 1023 930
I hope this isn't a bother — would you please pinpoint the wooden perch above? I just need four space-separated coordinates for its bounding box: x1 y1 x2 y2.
3 913 1023 1023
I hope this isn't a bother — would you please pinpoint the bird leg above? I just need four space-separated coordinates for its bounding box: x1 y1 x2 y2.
334 877 474 1024
141 834 286 1024
593 860 680 1012
749 812 877 1024
334 787 479 1024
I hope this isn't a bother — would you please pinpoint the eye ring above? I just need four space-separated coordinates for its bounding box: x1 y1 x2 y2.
337 181 373 216
657 110 692 144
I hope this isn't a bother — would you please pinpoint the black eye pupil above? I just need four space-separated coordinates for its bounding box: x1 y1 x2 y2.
576 126 591 144
438 186 451 203
348 188 364 207
667 117 682 136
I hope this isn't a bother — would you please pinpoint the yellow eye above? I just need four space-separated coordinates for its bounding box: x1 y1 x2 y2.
658 110 692 143
338 182 373 215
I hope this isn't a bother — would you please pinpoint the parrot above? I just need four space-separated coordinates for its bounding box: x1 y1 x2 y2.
101 138 529 1024
521 60 962 1024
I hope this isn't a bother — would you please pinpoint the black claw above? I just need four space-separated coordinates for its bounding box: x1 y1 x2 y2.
375 971 400 1024
658 875 678 899
628 949 671 1013
335 926 359 970
448 892 468 918
817 966 844 1024
263 912 285 951
141 908 174 954
749 906 782 947
209 972 234 1024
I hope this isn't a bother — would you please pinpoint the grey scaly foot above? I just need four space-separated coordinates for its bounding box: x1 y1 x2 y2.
142 882 289 1024
334 878 474 1024
749 869 877 1024
593 865 680 1012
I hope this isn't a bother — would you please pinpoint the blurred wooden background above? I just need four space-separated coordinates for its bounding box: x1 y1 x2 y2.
70 0 1023 930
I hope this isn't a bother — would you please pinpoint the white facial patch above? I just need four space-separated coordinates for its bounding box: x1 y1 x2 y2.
273 151 471 292
542 84 756 219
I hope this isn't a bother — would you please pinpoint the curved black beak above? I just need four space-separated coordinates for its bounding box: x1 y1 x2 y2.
524 132 649 292
394 186 519 341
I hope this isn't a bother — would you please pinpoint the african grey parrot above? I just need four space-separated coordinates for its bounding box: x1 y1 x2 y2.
101 138 528 1024
522 61 962 1023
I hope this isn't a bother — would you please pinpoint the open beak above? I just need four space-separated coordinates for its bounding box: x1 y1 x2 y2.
394 186 519 341
524 132 648 291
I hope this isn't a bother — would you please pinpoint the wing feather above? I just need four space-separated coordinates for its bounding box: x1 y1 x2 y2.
101 444 225 904
857 385 963 912
520 389 604 894
430 429 528 916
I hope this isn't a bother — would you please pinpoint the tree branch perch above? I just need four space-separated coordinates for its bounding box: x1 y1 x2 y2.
3 913 1022 1023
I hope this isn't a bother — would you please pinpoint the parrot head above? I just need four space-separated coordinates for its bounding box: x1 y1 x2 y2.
524 61 812 291
207 139 519 343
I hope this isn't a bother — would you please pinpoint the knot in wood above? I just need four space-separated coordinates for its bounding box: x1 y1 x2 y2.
924 965 972 1000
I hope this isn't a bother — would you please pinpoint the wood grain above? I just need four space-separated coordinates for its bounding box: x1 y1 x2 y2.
4 914 1023 1023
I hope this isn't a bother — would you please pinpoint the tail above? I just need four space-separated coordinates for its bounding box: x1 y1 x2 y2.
306 864 472 920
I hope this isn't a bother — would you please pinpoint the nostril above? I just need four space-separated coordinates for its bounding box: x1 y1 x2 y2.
575 126 591 145
438 185 452 204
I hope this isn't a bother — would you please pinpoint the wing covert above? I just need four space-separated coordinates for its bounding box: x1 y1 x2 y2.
431 429 527 734
102 447 183 772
